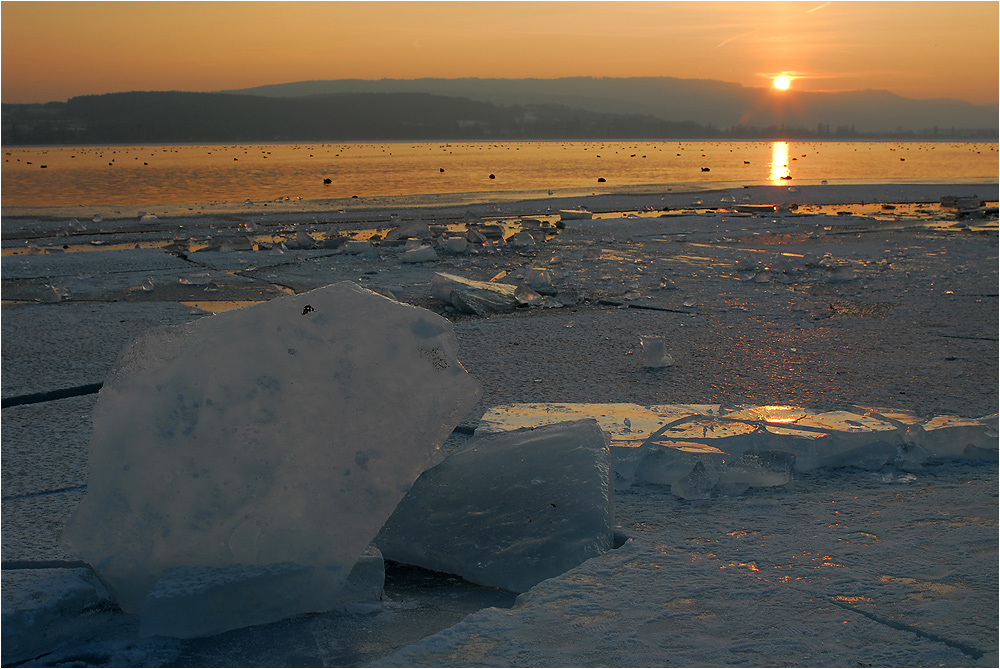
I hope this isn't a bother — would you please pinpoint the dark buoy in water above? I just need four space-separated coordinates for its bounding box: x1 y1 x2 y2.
440 168 445 172
489 174 496 179
323 178 332 184
597 177 606 183
701 167 711 172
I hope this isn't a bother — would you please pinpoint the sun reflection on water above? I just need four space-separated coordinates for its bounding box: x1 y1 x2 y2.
769 141 791 183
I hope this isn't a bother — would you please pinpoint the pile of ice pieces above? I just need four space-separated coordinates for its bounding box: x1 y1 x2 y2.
60 282 482 638
383 216 557 258
477 403 998 500
431 272 522 315
431 271 571 316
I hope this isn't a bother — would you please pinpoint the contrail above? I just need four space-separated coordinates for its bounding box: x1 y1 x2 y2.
805 2 831 13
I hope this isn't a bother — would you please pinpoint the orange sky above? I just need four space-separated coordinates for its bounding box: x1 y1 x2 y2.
2 1 997 104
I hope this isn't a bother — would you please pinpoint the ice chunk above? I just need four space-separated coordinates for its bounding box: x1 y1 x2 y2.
559 209 593 221
899 414 998 467
287 231 316 249
376 420 614 593
431 272 519 316
717 450 795 496
505 231 537 247
1 568 114 666
671 461 715 500
140 544 385 638
400 245 438 263
640 335 675 368
61 282 480 634
385 219 431 241
343 240 378 256
523 268 554 290
514 284 544 306
445 237 469 254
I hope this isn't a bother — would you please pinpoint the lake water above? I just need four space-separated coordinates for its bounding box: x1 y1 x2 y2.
2 140 997 211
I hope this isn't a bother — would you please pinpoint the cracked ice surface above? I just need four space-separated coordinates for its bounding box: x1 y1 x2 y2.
60 282 481 634
478 403 997 499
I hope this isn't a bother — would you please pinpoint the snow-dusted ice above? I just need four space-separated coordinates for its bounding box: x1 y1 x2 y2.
59 282 481 636
376 419 614 593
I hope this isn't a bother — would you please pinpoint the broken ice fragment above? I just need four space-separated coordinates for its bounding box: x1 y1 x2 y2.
524 267 554 289
400 245 438 263
376 420 614 593
514 284 544 306
640 335 675 368
671 461 715 500
61 282 480 635
385 219 431 241
445 237 469 254
178 272 212 285
431 272 519 315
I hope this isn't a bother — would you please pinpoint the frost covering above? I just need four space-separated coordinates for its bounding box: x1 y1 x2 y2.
376 419 614 593
60 282 481 631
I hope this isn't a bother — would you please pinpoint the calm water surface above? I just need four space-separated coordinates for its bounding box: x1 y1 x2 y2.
2 141 996 209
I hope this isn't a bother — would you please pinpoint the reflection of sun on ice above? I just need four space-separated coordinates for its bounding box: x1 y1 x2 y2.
773 75 791 90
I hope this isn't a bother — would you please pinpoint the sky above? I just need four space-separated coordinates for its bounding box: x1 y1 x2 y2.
1 1 998 105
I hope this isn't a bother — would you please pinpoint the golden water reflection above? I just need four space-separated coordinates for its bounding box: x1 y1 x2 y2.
769 141 790 183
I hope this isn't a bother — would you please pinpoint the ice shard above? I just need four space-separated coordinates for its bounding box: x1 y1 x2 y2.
61 282 480 635
376 420 614 593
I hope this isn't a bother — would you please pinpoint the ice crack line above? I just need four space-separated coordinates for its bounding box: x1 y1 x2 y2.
2 485 87 502
740 565 986 660
825 595 984 660
1 382 103 408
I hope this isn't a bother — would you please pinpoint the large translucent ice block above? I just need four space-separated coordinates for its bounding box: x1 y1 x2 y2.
61 282 481 634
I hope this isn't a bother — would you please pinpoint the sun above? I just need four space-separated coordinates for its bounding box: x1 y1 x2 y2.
773 75 791 91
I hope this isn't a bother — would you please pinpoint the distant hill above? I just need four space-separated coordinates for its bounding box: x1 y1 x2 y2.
225 77 999 135
2 82 996 146
1 91 716 145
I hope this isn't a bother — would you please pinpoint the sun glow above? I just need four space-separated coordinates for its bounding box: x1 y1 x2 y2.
773 75 791 90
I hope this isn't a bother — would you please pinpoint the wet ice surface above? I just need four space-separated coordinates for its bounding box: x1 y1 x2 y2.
2 183 997 666
382 460 998 668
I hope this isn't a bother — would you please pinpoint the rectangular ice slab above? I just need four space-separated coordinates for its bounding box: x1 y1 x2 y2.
139 544 385 638
60 282 481 636
376 419 614 593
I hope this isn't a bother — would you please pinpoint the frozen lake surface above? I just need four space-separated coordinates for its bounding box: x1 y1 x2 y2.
2 183 996 666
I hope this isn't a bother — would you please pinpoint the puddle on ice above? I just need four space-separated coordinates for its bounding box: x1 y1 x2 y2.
180 300 270 314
